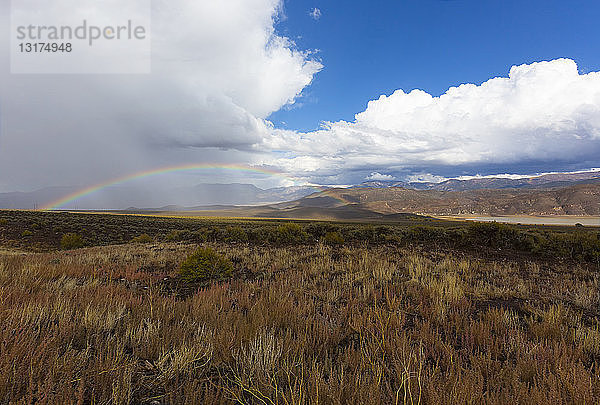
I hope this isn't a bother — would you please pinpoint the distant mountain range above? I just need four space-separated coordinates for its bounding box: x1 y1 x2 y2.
177 183 318 206
1 170 599 215
160 179 600 220
357 170 600 191
0 187 74 210
290 180 600 217
0 183 318 210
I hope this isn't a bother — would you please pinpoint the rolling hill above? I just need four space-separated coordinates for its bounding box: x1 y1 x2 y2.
283 181 600 217
141 180 600 222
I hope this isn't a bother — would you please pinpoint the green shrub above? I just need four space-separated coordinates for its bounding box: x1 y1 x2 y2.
275 223 309 244
375 225 392 236
21 230 33 237
166 230 182 242
246 227 273 244
466 221 527 250
166 229 191 242
306 222 337 239
179 247 234 283
539 231 600 261
0 218 7 225
226 226 248 242
356 225 376 242
131 233 153 243
191 230 209 243
324 231 344 245
204 227 222 242
60 233 85 249
409 226 450 243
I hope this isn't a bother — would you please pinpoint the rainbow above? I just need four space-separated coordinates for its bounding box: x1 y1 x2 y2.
40 163 346 210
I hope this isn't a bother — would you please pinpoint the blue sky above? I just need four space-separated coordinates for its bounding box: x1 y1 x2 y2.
271 0 600 132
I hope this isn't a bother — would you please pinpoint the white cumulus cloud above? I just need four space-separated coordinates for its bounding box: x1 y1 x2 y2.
0 0 322 190
309 8 322 20
365 172 395 181
264 58 600 182
404 173 447 183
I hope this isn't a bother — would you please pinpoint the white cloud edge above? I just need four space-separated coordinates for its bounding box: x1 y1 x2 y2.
263 58 600 183
365 172 396 181
309 8 322 20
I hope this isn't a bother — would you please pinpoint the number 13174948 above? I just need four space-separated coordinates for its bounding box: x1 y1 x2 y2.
18 43 72 53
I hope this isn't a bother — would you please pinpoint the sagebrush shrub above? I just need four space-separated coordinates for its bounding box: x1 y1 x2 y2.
131 234 153 243
225 226 248 242
60 233 85 249
179 247 233 282
275 223 309 244
166 229 190 242
324 231 344 245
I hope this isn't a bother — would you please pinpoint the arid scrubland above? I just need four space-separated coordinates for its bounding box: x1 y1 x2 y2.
0 235 599 404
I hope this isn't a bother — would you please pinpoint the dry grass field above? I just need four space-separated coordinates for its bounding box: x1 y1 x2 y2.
0 211 599 404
